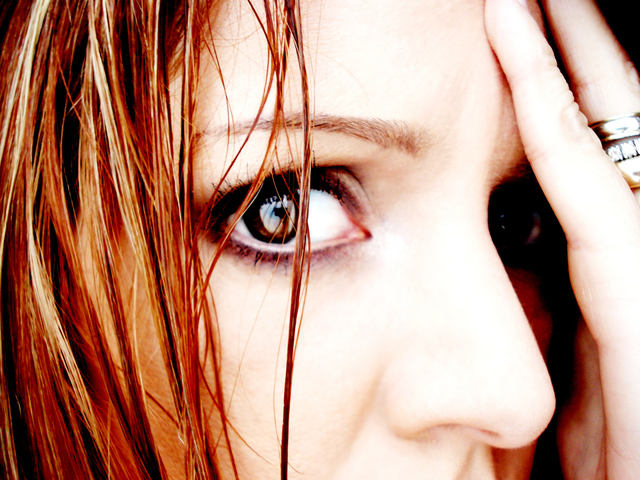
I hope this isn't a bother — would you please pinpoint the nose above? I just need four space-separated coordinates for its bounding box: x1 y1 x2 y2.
375 218 556 450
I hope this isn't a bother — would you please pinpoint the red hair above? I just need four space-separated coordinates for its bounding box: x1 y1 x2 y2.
0 0 310 478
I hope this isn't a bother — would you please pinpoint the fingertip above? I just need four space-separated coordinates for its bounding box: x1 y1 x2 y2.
484 0 540 58
485 0 556 89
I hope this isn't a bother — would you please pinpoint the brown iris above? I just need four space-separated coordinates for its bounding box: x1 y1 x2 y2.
243 175 298 244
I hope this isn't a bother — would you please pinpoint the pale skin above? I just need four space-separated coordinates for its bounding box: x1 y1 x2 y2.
487 0 640 478
137 0 640 478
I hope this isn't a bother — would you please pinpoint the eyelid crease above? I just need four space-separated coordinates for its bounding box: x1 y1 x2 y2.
211 162 305 198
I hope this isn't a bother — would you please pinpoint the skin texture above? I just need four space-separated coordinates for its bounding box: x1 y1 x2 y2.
136 0 640 478
487 0 640 479
193 0 553 478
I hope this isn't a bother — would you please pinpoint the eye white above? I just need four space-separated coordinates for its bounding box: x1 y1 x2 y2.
307 189 353 243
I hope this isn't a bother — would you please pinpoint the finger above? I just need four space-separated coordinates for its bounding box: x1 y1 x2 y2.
485 0 637 249
542 0 640 122
485 0 640 478
543 0 640 201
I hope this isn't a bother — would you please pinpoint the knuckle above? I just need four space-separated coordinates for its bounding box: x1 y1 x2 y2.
624 60 640 96
508 40 558 87
571 74 605 106
522 96 601 165
560 100 599 147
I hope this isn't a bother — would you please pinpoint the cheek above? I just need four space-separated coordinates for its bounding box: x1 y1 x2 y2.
204 261 293 462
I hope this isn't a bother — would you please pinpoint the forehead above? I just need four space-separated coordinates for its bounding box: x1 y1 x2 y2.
211 0 492 111
197 0 522 191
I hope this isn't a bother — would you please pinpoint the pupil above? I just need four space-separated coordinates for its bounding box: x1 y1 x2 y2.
260 196 295 236
490 206 539 249
487 181 554 269
487 180 567 274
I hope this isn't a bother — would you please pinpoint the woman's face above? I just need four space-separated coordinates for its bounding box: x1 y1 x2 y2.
152 0 561 477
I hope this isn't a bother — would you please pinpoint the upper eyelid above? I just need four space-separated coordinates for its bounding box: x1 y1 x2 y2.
212 162 350 206
200 118 423 199
212 162 310 199
490 161 537 193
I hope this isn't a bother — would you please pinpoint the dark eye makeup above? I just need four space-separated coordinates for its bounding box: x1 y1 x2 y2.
203 167 368 265
205 165 565 272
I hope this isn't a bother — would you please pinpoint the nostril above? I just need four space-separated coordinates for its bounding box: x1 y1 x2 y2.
380 341 556 450
391 423 503 445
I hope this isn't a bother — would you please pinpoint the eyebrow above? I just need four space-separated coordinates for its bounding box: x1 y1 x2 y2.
214 113 428 155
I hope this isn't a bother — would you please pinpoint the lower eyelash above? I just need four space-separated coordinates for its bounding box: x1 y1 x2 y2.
225 241 293 267
224 234 365 270
203 166 369 269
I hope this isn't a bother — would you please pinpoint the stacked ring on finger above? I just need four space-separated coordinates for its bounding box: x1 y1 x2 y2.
590 113 640 188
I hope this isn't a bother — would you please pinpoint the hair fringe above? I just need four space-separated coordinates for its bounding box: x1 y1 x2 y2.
1 0 309 479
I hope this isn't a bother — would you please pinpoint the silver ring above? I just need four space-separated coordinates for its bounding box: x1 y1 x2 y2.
590 112 640 188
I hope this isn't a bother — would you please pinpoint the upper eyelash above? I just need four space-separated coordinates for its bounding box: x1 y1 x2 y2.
213 156 321 197
201 167 363 266
202 168 318 241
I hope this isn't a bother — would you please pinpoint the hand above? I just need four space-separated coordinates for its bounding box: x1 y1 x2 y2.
485 0 640 479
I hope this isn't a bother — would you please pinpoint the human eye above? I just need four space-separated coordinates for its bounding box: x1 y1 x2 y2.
233 173 300 246
209 168 368 263
488 179 566 271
